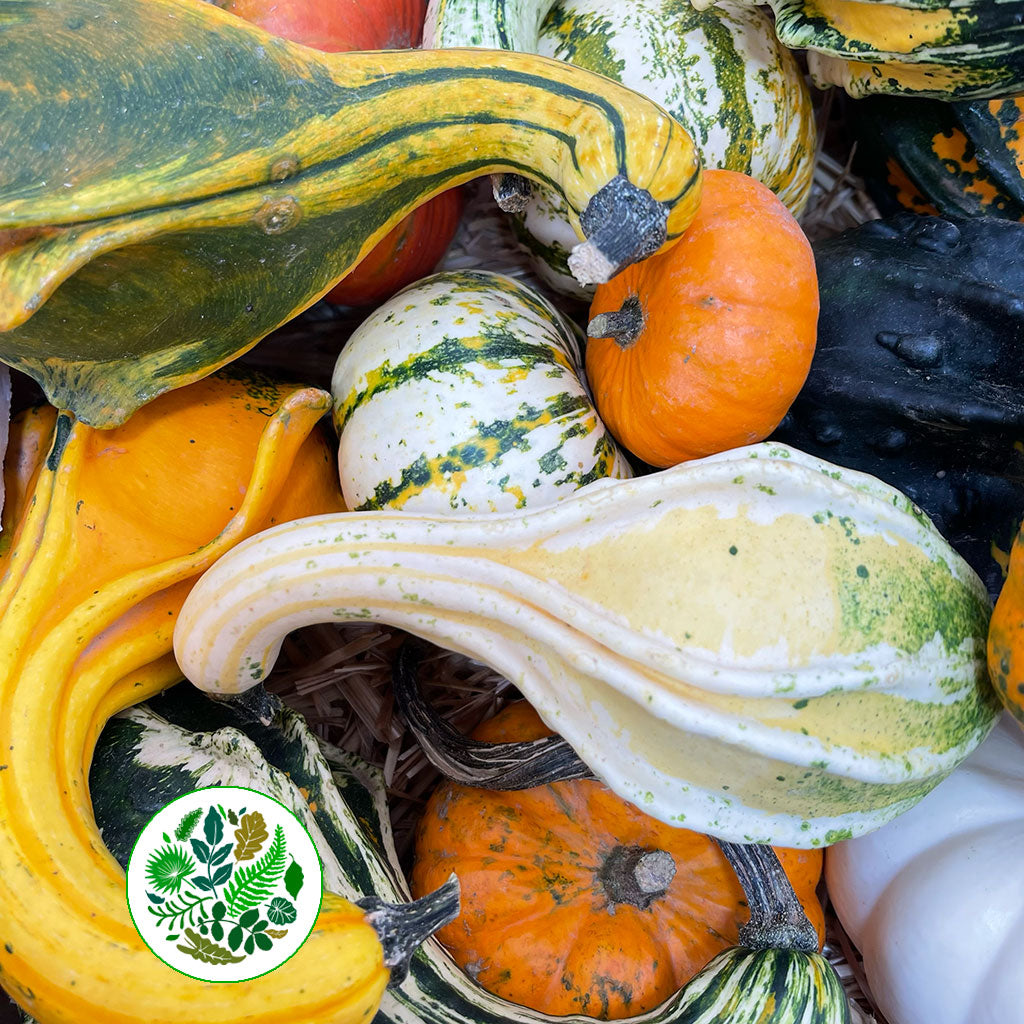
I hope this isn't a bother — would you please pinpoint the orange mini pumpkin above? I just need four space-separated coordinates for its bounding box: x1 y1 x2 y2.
411 701 824 1020
585 169 819 468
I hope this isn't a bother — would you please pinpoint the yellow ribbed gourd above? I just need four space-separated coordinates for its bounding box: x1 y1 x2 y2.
175 444 998 851
0 373 453 1023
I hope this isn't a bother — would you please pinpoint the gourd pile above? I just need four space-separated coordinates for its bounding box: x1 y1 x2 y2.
1 1 1024 1023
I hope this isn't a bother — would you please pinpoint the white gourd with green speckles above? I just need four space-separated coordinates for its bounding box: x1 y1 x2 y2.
175 444 998 849
425 0 815 297
331 270 630 512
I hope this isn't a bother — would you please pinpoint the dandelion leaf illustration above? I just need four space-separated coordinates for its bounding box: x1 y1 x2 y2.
174 807 203 841
176 928 246 965
284 858 304 900
145 844 196 896
233 811 268 861
223 825 286 916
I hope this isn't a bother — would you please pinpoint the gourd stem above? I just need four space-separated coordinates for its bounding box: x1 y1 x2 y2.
392 641 595 788
210 683 282 726
588 296 644 349
600 845 676 910
715 839 818 952
358 874 460 987
492 172 532 212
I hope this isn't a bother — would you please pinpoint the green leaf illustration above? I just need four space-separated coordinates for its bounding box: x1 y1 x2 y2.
266 928 288 939
223 825 286 917
238 908 259 930
211 863 234 887
211 902 226 921
174 808 203 841
145 844 196 896
233 811 268 862
204 806 224 847
254 932 273 952
227 809 239 826
284 859 304 901
210 921 224 942
147 890 210 931
266 898 296 926
210 842 233 866
227 926 243 952
190 839 211 864
176 928 245 965
244 934 255 956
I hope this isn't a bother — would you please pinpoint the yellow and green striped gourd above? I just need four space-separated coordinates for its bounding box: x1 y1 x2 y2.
692 0 1024 100
425 0 814 296
0 0 701 425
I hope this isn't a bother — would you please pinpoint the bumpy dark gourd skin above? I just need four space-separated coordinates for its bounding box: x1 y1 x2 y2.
772 213 1024 599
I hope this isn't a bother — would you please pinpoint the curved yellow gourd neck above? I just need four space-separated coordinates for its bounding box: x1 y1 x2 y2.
1 0 701 332
0 394 392 1023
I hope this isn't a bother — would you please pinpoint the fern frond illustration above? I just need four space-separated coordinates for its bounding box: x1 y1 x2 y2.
147 889 210 930
145 844 196 895
223 825 286 917
174 807 203 841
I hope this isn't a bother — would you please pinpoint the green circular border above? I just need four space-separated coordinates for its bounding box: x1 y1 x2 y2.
125 783 325 984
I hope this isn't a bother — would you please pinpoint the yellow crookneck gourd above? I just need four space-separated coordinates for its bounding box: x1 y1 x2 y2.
0 372 453 1024
0 0 702 426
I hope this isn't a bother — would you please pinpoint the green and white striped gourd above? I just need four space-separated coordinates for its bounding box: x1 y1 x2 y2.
331 270 629 513
174 443 998 849
691 0 1024 100
89 687 851 1024
425 0 815 297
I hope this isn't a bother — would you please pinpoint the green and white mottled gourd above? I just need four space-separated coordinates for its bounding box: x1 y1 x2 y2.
174 444 997 849
86 687 851 1024
424 0 815 297
331 270 629 513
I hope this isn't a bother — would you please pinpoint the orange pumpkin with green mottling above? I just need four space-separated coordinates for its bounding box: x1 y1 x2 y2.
411 701 825 1019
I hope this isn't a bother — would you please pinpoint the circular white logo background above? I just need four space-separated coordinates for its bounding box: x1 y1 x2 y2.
126 786 323 983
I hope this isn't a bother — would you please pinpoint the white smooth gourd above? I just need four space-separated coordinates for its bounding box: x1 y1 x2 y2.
826 713 1024 1024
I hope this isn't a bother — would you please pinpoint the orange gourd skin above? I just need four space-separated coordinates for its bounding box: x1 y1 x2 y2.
325 186 465 308
216 0 426 50
411 701 824 1020
585 169 819 469
217 0 462 309
988 526 1024 724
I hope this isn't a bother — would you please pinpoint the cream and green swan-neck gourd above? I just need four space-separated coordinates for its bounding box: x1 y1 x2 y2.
0 0 701 425
425 0 814 296
175 444 998 849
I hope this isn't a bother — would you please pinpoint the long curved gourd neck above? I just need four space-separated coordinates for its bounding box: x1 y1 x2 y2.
0 397 448 1023
0 0 701 330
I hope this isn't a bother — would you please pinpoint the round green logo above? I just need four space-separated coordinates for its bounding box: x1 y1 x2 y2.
126 786 323 982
